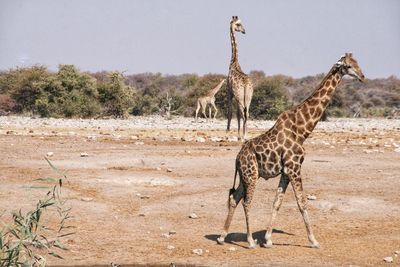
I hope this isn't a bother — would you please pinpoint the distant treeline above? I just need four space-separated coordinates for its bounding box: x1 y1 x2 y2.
0 65 399 119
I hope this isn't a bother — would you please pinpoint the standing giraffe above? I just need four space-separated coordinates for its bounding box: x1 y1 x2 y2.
195 79 226 122
227 16 254 140
217 53 365 249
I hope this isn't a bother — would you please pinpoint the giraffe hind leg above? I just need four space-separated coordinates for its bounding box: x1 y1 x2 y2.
217 183 244 245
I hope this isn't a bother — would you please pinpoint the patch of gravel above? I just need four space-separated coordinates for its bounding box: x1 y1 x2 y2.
0 115 399 132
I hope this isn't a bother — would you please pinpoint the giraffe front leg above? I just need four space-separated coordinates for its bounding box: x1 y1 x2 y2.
217 183 244 245
290 174 320 249
262 174 290 248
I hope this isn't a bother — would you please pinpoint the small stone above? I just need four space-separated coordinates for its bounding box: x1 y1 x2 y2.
189 213 198 219
138 213 145 217
156 167 162 171
210 137 223 142
196 136 206 143
161 233 171 238
130 135 139 140
134 141 144 145
167 245 175 250
167 168 173 172
394 148 400 153
192 249 203 256
81 197 93 202
383 256 393 263
228 247 236 251
307 194 317 200
46 152 54 157
140 195 150 199
80 152 89 157
394 250 400 255
169 230 177 235
227 136 238 142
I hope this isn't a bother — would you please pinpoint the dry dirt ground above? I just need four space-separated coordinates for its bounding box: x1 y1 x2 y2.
0 117 399 266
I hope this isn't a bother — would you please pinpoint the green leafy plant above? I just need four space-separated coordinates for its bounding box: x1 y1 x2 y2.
0 158 74 267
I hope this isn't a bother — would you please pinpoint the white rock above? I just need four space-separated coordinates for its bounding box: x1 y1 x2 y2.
394 148 400 153
130 135 139 140
307 194 317 200
383 256 393 263
189 213 198 219
228 247 236 251
81 197 93 202
210 137 223 142
80 152 89 157
227 136 238 142
155 167 162 171
167 168 173 172
395 250 400 255
134 141 144 145
192 249 203 256
46 152 54 157
167 245 175 250
196 136 206 143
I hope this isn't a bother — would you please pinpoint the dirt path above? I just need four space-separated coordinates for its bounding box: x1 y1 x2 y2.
0 117 399 266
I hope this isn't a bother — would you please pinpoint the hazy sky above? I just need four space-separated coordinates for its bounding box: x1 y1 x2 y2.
0 0 399 78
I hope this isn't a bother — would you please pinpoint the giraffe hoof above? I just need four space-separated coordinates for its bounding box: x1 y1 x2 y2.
248 244 257 249
261 242 273 248
310 242 320 249
217 237 225 245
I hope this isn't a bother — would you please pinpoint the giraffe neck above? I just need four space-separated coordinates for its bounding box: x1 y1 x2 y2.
209 80 225 97
229 27 240 69
294 66 344 140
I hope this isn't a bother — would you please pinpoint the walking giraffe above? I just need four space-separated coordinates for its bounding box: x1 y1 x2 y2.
195 79 226 122
217 53 365 249
227 16 254 140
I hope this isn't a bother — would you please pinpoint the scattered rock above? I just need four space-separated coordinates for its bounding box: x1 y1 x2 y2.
383 256 393 263
195 136 206 143
155 167 162 171
138 213 145 217
81 197 93 202
192 249 203 256
130 135 139 140
228 247 236 251
134 141 144 145
394 148 400 153
161 233 171 238
140 195 150 199
80 152 89 157
169 230 177 235
87 135 97 140
307 194 317 200
395 250 400 255
166 168 173 172
210 137 223 142
46 152 54 157
227 136 238 142
189 213 198 219
167 245 175 250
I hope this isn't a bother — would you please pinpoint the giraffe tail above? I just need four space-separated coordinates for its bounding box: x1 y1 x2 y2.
229 163 238 196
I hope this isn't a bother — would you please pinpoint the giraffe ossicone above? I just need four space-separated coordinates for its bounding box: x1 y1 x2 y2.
218 53 365 249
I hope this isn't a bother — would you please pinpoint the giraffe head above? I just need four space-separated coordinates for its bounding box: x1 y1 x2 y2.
230 16 246 34
335 52 365 82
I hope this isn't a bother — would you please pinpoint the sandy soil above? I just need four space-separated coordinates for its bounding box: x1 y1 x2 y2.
0 116 399 266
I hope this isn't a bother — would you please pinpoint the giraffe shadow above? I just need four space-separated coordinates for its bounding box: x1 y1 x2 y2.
205 229 307 249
